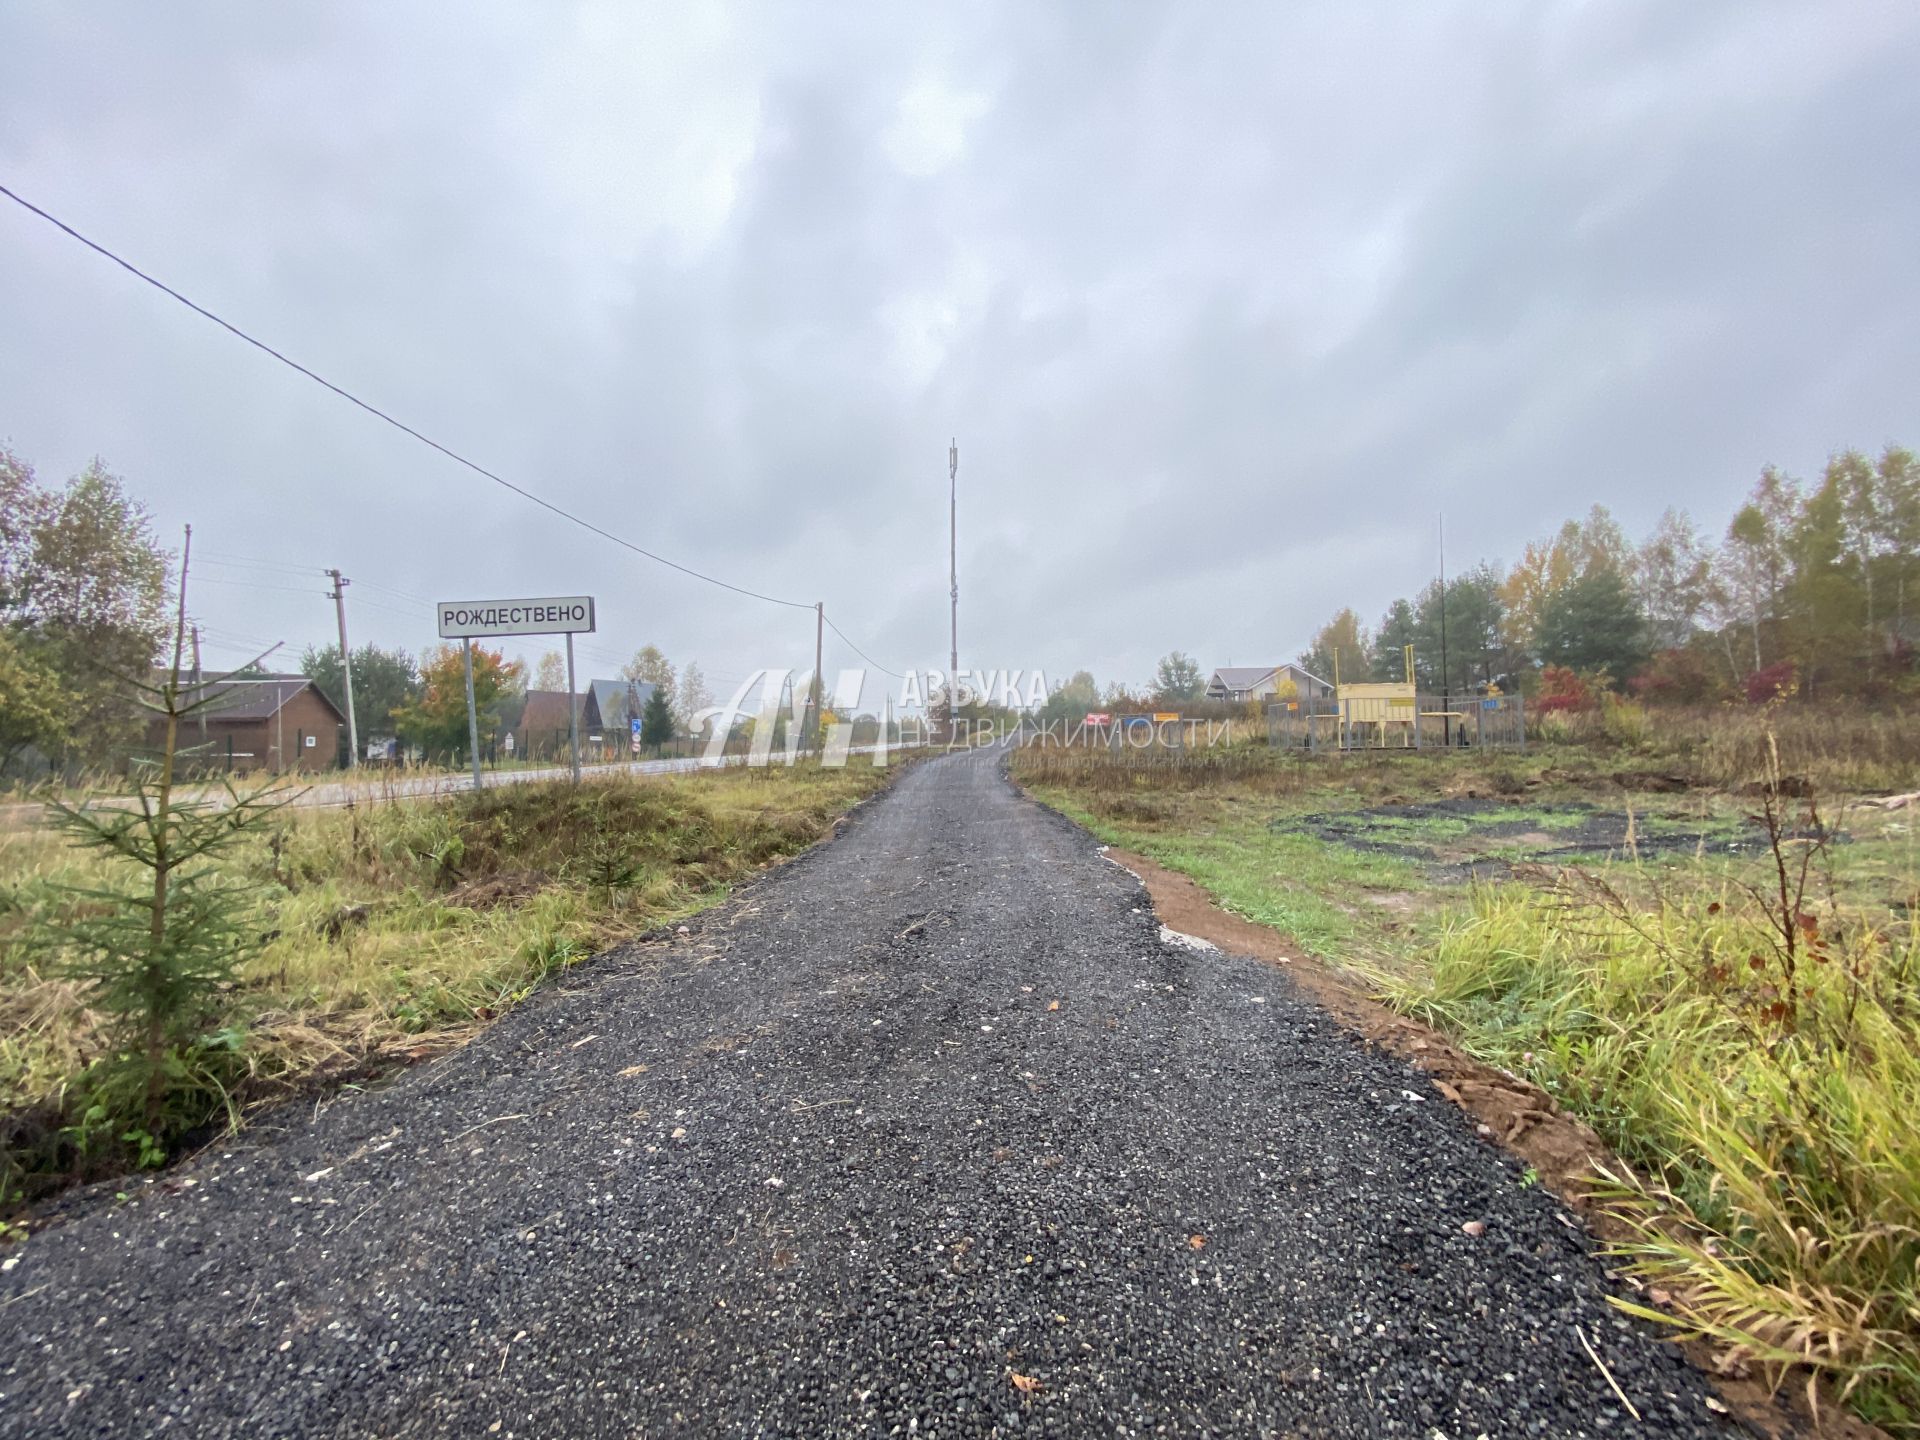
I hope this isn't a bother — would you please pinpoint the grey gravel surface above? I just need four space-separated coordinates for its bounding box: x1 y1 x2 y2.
1 747 1740 1438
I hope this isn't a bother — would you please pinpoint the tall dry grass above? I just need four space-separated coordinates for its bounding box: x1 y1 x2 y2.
1392 834 1920 1433
1 763 887 1205
1529 702 1920 793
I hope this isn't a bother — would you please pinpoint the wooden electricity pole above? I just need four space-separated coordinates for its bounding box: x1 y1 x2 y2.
327 568 359 767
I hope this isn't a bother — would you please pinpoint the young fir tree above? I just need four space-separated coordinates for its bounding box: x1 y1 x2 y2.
639 683 676 749
41 527 289 1154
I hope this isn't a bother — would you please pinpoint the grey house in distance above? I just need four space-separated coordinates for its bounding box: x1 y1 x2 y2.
1205 664 1332 704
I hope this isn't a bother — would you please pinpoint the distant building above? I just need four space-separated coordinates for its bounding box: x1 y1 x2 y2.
144 673 347 774
583 679 658 739
499 688 586 760
1205 664 1332 704
519 688 582 737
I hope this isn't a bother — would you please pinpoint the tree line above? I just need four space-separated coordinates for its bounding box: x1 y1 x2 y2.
1 447 170 771
298 641 711 761
322 639 714 755
0 440 721 776
1298 444 1917 704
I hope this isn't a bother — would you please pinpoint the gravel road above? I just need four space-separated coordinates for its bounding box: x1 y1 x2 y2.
1 746 1738 1438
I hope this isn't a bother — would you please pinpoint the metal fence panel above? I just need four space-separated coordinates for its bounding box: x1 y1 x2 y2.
1267 695 1523 752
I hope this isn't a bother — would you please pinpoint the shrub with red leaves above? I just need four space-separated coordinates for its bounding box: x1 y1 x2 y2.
1536 665 1596 713
1743 660 1797 704
1630 647 1727 705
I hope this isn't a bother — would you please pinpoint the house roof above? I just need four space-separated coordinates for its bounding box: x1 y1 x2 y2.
170 674 346 724
584 679 657 731
518 689 580 734
1208 663 1331 691
1209 666 1280 690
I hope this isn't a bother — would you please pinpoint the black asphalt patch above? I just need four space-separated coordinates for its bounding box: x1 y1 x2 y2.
0 749 1741 1437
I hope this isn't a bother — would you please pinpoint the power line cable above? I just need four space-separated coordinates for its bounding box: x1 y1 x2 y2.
354 578 437 607
824 612 909 679
194 576 328 596
197 554 318 578
197 548 317 571
1 181 814 612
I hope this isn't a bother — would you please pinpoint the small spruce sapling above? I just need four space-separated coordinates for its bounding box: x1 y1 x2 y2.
39 525 291 1156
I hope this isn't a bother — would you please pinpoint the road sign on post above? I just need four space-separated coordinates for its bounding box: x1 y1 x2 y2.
437 595 597 790
461 639 482 790
437 597 595 639
630 716 642 754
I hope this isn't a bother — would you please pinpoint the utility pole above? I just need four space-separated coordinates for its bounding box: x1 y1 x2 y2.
326 568 359 767
949 438 959 737
190 623 207 745
809 601 824 751
1438 514 1451 748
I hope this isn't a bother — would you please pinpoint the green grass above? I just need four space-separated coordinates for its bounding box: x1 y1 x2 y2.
1037 787 1422 965
1395 872 1920 1432
1015 743 1920 1434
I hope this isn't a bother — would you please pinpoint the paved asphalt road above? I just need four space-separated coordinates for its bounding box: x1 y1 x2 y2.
1 747 1737 1438
0 744 922 832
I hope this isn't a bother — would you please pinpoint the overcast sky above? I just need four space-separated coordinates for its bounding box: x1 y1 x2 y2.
3 1 1916 701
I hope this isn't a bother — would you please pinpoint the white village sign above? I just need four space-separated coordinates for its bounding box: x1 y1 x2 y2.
436 595 597 788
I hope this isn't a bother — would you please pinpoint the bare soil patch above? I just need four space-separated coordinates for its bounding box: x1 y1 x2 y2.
1273 797 1786 882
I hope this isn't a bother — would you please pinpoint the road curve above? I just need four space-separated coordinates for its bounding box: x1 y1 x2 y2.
0 747 1736 1438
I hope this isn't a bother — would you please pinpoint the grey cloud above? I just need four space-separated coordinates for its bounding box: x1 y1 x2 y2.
1 0 1915 690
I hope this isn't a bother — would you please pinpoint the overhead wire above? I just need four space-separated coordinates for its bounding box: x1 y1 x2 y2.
193 576 328 596
2 180 919 675
824 612 909 680
0 181 817 613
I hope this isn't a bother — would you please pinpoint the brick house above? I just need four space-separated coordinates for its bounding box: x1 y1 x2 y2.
146 674 347 774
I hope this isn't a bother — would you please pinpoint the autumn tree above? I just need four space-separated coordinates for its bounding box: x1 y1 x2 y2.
675 662 713 731
1299 609 1370 687
1038 671 1102 723
1784 466 1865 696
622 645 676 693
0 446 171 764
394 644 525 761
0 625 74 771
1632 508 1718 652
532 650 567 691
1496 505 1629 657
1878 445 1920 638
1715 465 1802 673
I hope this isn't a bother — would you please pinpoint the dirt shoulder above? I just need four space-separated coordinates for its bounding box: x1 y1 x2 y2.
1105 845 1888 1440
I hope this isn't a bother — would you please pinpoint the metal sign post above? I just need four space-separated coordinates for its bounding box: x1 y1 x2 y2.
565 631 580 784
438 595 597 792
461 639 482 789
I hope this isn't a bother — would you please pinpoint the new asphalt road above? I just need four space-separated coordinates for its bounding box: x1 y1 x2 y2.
1 747 1738 1437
